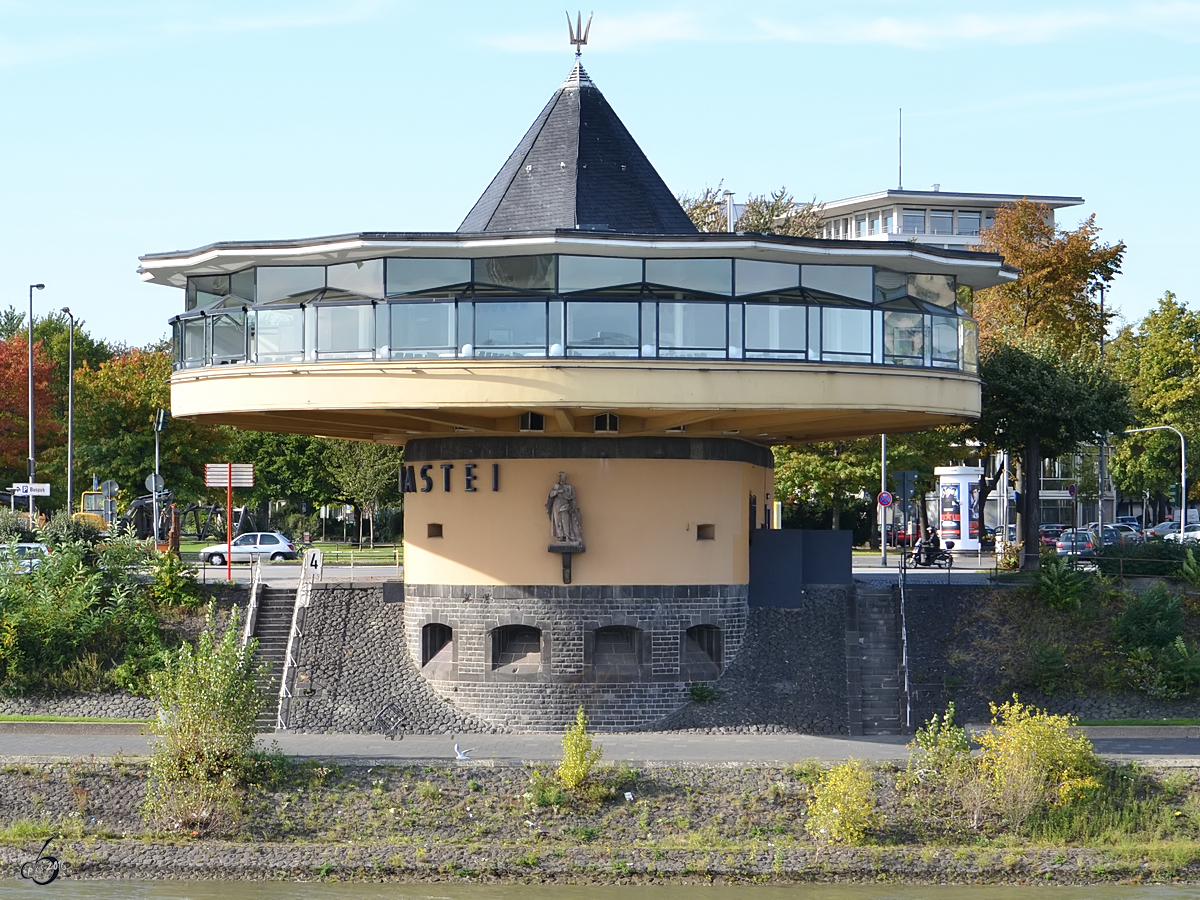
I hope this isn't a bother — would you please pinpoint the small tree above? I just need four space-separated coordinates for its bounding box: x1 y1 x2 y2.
557 704 602 791
804 760 881 845
143 605 266 833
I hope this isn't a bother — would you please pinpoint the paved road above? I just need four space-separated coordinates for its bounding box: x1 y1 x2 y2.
1 727 1197 766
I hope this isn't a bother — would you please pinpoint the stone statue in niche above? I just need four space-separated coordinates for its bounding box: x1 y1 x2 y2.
546 471 584 550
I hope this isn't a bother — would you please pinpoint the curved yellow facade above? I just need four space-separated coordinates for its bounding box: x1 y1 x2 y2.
171 357 979 444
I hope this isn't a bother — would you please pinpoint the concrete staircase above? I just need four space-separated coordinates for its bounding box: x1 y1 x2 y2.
850 586 903 735
250 586 296 730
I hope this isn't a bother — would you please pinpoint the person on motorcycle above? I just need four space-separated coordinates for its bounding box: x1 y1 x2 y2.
923 527 940 565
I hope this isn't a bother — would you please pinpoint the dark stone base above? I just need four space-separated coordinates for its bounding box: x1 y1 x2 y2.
404 581 748 730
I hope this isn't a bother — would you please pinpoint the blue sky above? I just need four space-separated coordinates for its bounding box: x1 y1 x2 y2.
1 0 1196 347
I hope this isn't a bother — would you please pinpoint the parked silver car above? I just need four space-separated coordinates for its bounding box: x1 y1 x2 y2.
199 532 298 565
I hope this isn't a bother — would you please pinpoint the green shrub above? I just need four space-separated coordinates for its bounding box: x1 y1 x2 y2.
908 703 970 777
1125 637 1200 699
526 770 569 807
1115 583 1183 650
804 760 881 845
0 534 170 695
142 604 266 833
146 550 204 609
689 683 721 703
0 508 35 543
38 511 102 549
1096 540 1187 577
557 705 602 791
1035 554 1093 610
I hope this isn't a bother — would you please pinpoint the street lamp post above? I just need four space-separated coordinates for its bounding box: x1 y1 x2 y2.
1125 425 1187 541
61 307 75 514
27 283 44 520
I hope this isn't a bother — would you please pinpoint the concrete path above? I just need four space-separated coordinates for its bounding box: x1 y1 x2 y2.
1 726 1197 767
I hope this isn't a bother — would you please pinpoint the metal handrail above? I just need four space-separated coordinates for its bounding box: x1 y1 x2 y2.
897 549 912 731
276 548 323 732
241 558 262 647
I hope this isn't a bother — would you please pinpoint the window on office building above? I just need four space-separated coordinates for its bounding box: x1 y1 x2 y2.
902 209 925 234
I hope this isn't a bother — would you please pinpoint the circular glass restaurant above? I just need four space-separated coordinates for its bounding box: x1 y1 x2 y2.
170 251 977 374
141 61 1014 730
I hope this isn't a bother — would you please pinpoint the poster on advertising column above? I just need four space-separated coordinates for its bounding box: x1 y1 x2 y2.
940 483 962 540
968 480 981 540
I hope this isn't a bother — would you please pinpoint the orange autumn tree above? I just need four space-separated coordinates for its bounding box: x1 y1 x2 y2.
973 199 1125 352
0 336 58 490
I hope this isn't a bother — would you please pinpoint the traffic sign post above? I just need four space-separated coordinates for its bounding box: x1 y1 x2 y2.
205 463 255 581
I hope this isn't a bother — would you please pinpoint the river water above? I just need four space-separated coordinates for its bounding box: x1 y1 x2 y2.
6 884 1200 900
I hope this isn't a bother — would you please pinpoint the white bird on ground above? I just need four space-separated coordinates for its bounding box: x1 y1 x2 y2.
454 744 476 760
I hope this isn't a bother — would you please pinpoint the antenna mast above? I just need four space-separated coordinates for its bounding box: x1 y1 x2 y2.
567 11 593 58
898 108 903 190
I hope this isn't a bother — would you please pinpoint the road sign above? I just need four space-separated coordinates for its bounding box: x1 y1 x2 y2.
205 463 255 488
101 479 120 499
11 483 50 497
878 491 893 507
145 474 165 492
1068 483 1077 498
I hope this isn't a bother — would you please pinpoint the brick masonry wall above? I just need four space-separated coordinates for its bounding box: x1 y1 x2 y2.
403 582 748 730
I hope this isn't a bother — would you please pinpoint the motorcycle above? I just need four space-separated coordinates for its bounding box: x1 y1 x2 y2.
908 540 955 569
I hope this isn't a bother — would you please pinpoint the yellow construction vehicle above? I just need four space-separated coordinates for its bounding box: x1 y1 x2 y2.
73 491 106 530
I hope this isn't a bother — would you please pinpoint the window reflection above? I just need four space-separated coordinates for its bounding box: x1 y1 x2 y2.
884 311 924 364
821 307 872 360
745 304 807 358
210 312 246 364
257 267 325 304
645 258 732 296
182 318 206 365
931 316 959 367
559 256 642 293
736 260 798 296
567 302 639 356
802 265 873 303
254 309 304 362
328 259 384 299
386 258 471 296
391 302 456 358
658 302 727 357
317 305 374 358
474 301 547 356
474 256 555 291
909 274 956 308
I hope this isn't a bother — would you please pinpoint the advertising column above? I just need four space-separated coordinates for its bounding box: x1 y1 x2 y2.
934 465 984 552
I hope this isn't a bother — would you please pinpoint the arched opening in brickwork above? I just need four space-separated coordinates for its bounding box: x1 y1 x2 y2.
421 622 455 680
681 624 722 681
422 623 453 666
591 625 644 681
490 624 542 674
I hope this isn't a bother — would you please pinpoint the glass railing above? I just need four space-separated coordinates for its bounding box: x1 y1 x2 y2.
171 297 978 375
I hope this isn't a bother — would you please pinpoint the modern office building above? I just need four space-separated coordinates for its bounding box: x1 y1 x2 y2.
817 188 1083 250
141 62 1016 729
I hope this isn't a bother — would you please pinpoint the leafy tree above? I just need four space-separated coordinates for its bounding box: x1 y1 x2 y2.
0 307 114 416
0 336 58 492
774 439 877 531
973 199 1125 352
228 430 340 508
326 439 404 546
73 348 229 504
1107 291 1200 515
679 183 823 237
971 340 1131 569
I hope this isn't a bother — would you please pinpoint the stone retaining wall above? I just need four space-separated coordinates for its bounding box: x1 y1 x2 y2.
284 584 497 734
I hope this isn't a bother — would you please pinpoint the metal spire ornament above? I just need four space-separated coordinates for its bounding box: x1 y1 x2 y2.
567 11 592 58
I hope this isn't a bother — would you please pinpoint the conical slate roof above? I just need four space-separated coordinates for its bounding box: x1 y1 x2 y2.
458 63 698 235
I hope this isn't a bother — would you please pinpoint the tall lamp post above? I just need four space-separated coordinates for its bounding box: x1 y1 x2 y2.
27 283 44 520
61 307 75 514
1125 425 1187 542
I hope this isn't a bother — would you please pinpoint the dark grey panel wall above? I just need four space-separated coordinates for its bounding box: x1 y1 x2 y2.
749 529 853 605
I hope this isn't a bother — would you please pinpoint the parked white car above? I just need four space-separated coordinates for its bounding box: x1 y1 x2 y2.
1163 524 1200 543
0 542 49 573
199 532 298 565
